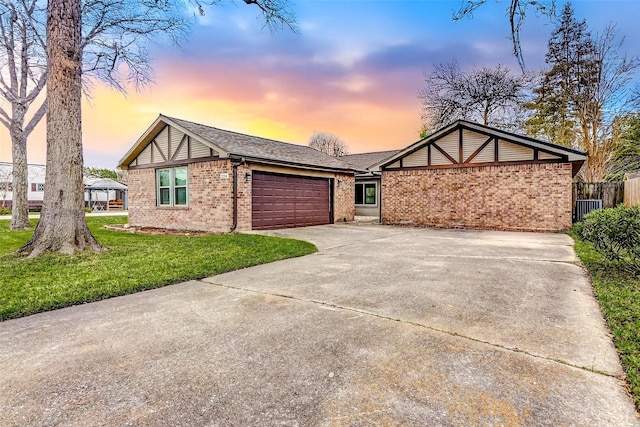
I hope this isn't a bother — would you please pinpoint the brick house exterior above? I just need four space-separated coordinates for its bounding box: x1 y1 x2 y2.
371 121 586 232
120 115 356 232
382 163 573 231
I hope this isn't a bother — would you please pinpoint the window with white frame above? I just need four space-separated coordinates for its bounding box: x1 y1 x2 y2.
157 166 188 207
355 182 376 205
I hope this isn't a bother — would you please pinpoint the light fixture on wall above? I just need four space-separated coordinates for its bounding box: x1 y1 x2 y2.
245 172 252 182
337 179 343 187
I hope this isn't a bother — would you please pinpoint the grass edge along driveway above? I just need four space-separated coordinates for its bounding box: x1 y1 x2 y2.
0 216 316 321
572 231 640 412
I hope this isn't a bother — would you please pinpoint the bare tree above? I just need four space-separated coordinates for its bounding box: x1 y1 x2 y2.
419 61 533 132
0 0 47 229
308 131 349 157
18 0 295 256
454 0 556 70
0 0 188 231
18 0 98 255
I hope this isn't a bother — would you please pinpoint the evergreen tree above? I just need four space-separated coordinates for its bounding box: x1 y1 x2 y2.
525 3 596 148
526 3 638 181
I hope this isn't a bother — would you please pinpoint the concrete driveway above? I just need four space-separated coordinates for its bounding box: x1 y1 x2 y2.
1 224 638 426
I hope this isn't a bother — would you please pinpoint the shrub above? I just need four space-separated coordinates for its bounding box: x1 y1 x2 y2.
0 208 10 215
579 204 640 273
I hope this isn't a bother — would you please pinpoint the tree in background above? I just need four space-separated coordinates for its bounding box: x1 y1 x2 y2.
84 167 117 180
0 0 188 230
0 0 47 229
308 131 349 157
525 4 639 181
606 114 640 181
18 0 295 256
419 61 533 132
524 3 594 148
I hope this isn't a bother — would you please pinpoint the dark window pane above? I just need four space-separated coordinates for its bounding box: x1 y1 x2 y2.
355 183 363 205
365 184 376 204
175 187 187 205
159 188 171 205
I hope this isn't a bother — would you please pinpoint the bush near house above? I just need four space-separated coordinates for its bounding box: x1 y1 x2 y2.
573 208 640 410
578 204 640 274
0 216 316 321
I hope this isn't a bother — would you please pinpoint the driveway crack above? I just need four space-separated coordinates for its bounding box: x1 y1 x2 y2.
198 279 622 380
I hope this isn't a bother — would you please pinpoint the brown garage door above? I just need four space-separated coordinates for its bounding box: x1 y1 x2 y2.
252 172 331 230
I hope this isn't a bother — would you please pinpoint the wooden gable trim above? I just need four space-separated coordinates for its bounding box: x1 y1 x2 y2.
458 128 463 163
152 140 167 162
465 137 494 163
459 123 570 162
170 134 188 161
127 155 222 170
383 158 565 171
432 142 458 164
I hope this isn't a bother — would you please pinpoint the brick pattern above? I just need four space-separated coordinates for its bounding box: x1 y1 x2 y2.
382 163 573 231
128 160 236 232
333 173 355 223
128 161 354 232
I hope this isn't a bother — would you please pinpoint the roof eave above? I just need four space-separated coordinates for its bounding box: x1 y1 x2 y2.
228 154 357 174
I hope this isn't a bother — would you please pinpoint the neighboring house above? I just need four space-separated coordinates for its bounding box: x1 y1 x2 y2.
0 162 128 211
118 115 356 232
368 120 587 231
340 150 399 217
0 163 46 209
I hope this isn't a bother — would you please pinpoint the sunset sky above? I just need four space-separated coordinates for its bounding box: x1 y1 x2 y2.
1 0 638 169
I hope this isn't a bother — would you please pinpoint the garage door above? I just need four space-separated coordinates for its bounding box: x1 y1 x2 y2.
252 172 331 230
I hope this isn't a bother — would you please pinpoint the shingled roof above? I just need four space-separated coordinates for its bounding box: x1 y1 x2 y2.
340 150 400 170
164 116 353 171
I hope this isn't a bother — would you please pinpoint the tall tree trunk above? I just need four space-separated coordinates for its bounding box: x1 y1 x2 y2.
10 111 30 230
18 0 103 257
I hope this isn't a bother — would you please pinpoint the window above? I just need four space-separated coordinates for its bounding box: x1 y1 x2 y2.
0 182 11 191
157 166 188 206
355 183 376 205
30 183 44 192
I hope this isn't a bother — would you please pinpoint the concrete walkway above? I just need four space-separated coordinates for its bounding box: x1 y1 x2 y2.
0 224 638 425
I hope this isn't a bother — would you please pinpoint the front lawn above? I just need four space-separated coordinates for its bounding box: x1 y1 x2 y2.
0 216 316 321
572 232 640 411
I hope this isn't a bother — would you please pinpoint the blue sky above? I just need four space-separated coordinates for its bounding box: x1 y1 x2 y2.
1 0 638 168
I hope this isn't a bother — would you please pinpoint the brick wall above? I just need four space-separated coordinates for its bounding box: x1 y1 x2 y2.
333 173 355 223
381 163 573 232
128 159 236 232
128 161 354 232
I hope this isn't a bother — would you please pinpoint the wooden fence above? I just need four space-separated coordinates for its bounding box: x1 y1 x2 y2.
625 173 640 206
572 182 625 209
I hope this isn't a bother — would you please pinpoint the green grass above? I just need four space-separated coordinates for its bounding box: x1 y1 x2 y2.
0 216 316 321
572 231 640 411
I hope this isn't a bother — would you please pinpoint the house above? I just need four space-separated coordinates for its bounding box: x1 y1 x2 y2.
340 150 399 217
0 163 46 210
118 115 356 232
120 116 586 233
0 162 128 211
368 120 587 231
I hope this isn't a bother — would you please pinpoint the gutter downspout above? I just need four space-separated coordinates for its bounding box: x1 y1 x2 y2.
230 157 245 232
